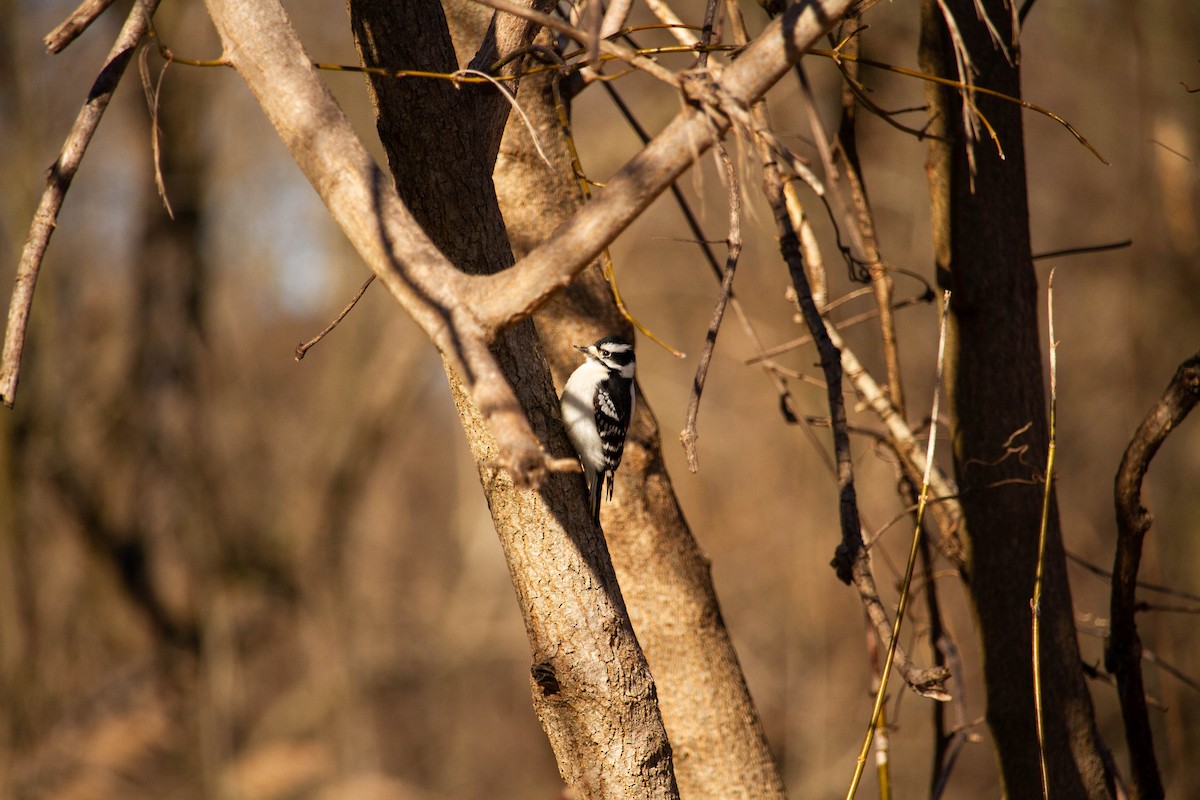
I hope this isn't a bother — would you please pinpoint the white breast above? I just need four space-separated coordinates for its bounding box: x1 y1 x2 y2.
561 360 608 475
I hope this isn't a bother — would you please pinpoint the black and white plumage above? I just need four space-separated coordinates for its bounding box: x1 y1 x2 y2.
560 335 636 524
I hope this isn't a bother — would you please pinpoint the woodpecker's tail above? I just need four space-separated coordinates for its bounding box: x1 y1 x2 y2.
589 474 603 525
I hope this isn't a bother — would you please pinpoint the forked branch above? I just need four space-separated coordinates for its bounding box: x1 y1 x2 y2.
198 0 855 485
1 0 163 408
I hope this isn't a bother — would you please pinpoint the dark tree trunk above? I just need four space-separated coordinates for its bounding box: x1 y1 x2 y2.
920 1 1116 796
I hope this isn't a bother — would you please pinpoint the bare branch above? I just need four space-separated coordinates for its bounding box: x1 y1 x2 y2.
772 185 829 322
696 0 722 69
815 47 1109 164
745 290 929 365
1108 352 1200 800
1031 238 1132 261
475 0 859 329
930 634 974 799
2 0 163 408
680 143 741 473
1031 269 1060 797
138 44 174 218
849 555 951 699
1067 550 1200 605
44 0 118 54
294 274 376 361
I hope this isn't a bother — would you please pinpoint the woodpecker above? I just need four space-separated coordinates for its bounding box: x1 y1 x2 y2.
560 336 636 523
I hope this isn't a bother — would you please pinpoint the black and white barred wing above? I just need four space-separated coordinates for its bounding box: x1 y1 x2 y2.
594 379 635 500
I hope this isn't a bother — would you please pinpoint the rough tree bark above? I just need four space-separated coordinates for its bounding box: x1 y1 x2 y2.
491 47 787 798
920 1 1115 796
344 1 678 796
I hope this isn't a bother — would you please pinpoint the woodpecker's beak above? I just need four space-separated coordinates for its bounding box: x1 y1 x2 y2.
575 344 597 358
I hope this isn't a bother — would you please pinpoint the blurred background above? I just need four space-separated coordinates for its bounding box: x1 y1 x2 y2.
0 1 1197 797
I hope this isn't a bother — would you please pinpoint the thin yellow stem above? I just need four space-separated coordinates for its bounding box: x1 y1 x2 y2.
845 290 951 800
1032 268 1058 798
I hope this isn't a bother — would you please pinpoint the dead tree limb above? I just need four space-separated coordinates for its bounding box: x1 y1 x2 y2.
2 0 162 407
1108 352 1200 800
44 0 118 54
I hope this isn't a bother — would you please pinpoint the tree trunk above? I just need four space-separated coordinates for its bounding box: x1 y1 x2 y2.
920 1 1116 796
492 52 788 799
345 2 678 796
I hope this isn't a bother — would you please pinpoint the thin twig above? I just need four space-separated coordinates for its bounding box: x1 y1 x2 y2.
917 494 953 794
1142 645 1200 694
680 143 741 472
453 68 553 168
44 0 117 54
1031 268 1058 799
1067 551 1200 605
793 61 871 282
294 274 376 361
1 0 162 408
1136 602 1200 615
863 623 893 800
1083 620 1200 696
809 48 1109 164
1081 662 1168 712
695 0 722 69
138 44 174 218
931 636 974 799
834 59 942 142
1032 239 1132 261
746 292 929 365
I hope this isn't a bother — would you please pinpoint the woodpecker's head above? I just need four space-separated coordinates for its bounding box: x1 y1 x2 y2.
576 336 635 379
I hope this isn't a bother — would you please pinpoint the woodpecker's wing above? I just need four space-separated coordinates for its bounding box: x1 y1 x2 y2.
595 379 633 473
